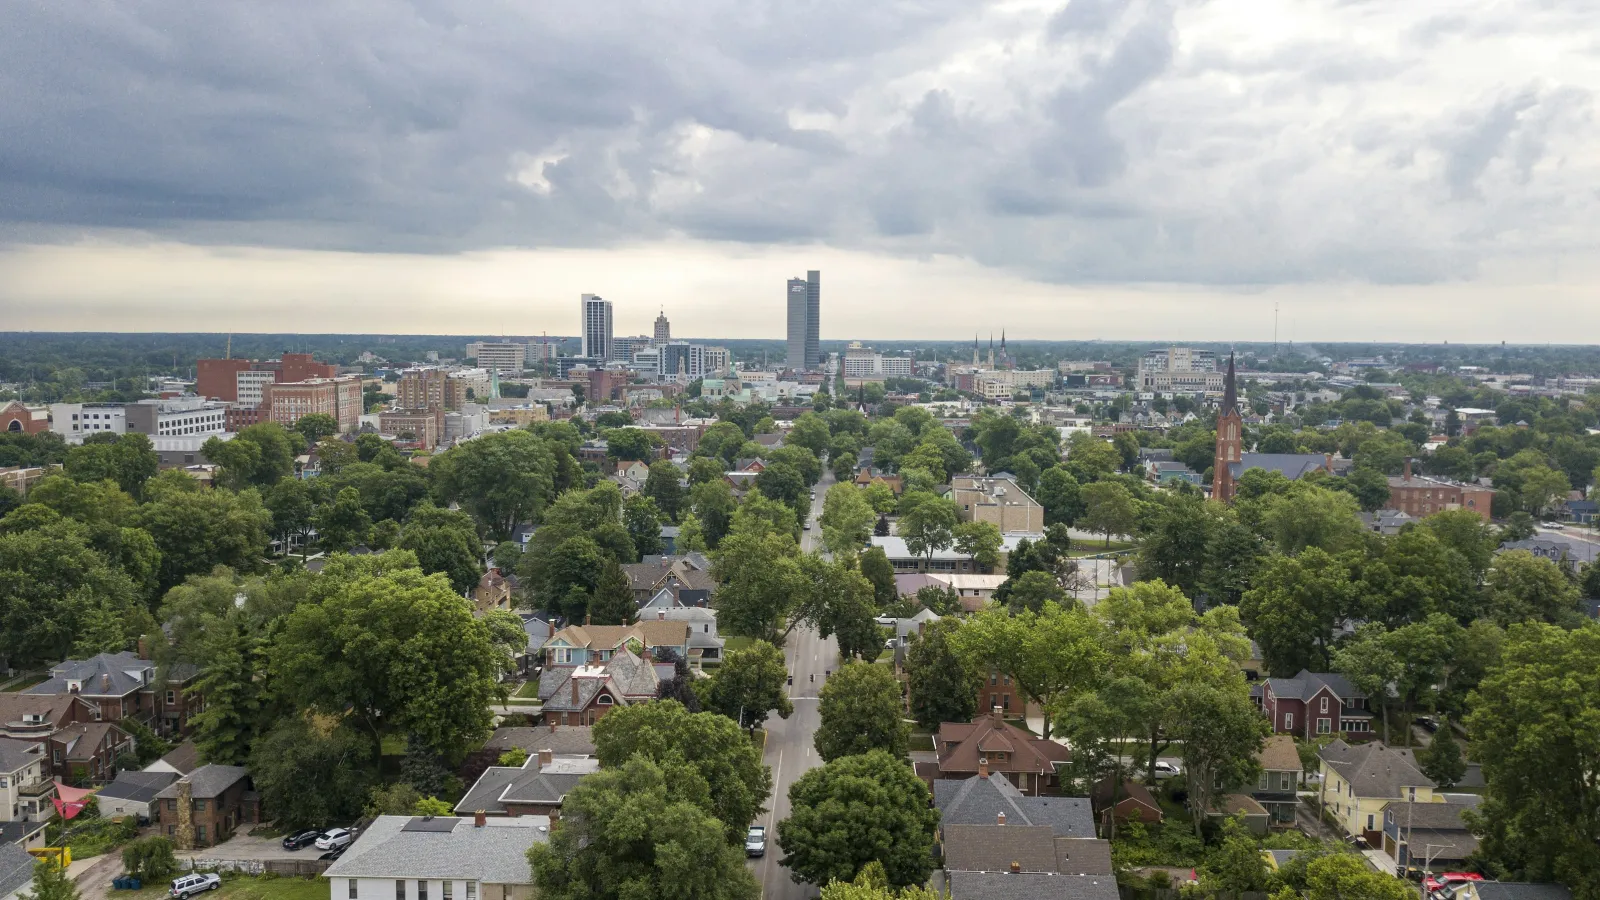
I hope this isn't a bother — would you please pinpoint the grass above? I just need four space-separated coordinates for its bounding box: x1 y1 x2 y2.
0 671 47 691
122 876 329 900
1068 541 1136 557
723 636 756 654
512 681 541 699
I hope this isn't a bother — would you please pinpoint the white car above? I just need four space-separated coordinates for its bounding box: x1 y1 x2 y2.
1152 761 1182 779
315 828 354 850
170 875 221 899
745 825 766 857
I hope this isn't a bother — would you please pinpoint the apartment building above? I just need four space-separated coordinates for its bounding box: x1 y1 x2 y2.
262 377 363 433
950 475 1044 533
1387 459 1494 522
469 343 527 375
196 353 337 402
1136 346 1224 393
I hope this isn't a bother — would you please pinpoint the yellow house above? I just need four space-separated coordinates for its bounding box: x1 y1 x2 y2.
1318 740 1441 846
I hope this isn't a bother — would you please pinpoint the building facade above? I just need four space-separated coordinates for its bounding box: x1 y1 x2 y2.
49 404 128 442
1387 459 1493 522
1212 354 1243 503
785 270 821 371
262 377 363 433
653 309 671 344
580 294 613 362
471 343 527 376
949 475 1044 533
125 398 229 438
1136 347 1223 392
397 368 448 410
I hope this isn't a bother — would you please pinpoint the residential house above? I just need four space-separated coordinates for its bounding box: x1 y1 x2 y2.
1382 796 1481 869
1498 535 1600 574
152 764 256 850
620 554 716 607
96 770 179 821
482 726 595 759
51 721 134 785
1206 794 1271 835
1566 499 1599 525
635 605 724 668
976 669 1027 719
323 814 550 900
514 614 553 678
536 648 671 726
933 770 1094 838
930 712 1070 796
541 620 690 670
1259 670 1374 740
613 460 651 497
0 739 52 828
1089 776 1163 827
1252 735 1302 827
1318 740 1440 847
1359 510 1416 536
472 569 513 614
0 844 35 900
455 749 599 818
143 740 200 776
942 823 1116 900
24 650 200 736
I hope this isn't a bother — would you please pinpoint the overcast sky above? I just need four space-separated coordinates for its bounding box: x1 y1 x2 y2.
3 0 1599 342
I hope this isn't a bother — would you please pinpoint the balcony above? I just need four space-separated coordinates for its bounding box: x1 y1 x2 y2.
18 779 55 798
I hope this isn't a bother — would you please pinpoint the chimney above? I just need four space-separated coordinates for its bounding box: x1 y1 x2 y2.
584 613 591 626
548 720 556 733
979 757 989 779
571 678 579 704
538 749 553 768
1403 457 1412 480
474 810 486 828
641 647 652 663
997 811 1006 825
101 673 111 691
658 610 666 620
1009 861 1020 874
136 637 150 660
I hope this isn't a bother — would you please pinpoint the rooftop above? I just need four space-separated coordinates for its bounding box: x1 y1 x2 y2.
322 815 550 883
154 764 249 800
1319 740 1434 799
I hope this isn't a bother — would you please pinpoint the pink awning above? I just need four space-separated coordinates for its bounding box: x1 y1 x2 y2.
52 781 95 819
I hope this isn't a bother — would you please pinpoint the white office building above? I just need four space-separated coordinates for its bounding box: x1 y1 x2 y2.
50 403 128 443
469 343 527 376
581 294 613 361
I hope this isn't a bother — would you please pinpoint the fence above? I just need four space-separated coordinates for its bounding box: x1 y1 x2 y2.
181 858 332 878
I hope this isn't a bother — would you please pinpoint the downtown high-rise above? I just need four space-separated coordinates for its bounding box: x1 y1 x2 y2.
580 293 613 360
785 270 820 371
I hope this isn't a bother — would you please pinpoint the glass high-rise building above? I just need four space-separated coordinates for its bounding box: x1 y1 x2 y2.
785 270 820 371
580 294 613 361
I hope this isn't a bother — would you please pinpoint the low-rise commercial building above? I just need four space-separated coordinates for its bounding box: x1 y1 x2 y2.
950 475 1045 533
323 814 550 900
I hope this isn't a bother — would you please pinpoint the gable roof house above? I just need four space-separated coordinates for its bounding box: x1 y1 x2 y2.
24 650 200 737
1089 776 1163 828
0 693 102 783
152 763 256 850
942 823 1116 900
455 749 600 818
96 769 180 820
472 569 513 614
323 814 550 900
1318 740 1440 847
634 606 724 667
931 712 1071 796
536 647 673 727
933 771 1094 838
542 620 690 670
0 739 51 829
51 721 135 786
1382 795 1482 869
1260 670 1373 741
1252 735 1303 827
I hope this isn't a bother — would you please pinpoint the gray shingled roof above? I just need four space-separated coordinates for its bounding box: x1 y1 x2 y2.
322 815 548 882
98 770 179 803
154 764 248 800
1229 453 1329 481
455 756 598 814
944 825 1059 873
484 727 595 756
1266 669 1364 702
0 844 35 900
1384 796 1479 830
1474 886 1572 900
934 775 1094 838
0 738 42 775
25 651 153 697
949 872 1120 900
1319 740 1434 799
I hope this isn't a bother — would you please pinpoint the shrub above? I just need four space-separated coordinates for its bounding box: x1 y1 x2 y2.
122 836 178 882
496 748 528 767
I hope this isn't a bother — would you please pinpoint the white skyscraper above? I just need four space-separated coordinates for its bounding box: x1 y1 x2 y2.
580 294 613 360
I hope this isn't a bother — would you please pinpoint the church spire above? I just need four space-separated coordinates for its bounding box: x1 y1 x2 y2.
1222 352 1238 415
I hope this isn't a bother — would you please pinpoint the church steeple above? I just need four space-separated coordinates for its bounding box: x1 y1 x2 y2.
1212 352 1243 504
1222 352 1238 415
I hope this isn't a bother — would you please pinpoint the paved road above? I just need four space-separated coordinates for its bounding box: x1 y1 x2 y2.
750 469 837 900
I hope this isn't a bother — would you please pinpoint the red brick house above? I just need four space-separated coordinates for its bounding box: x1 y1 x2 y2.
931 712 1070 796
153 764 256 850
24 651 201 737
1259 670 1373 741
1090 775 1164 827
978 670 1026 718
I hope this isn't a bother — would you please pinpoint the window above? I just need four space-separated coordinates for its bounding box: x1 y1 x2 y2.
466 884 476 900
1002 695 1010 710
989 673 997 685
350 883 358 900
166 691 176 705
1316 718 1331 735
1285 713 1294 731
418 882 427 900
989 694 997 708
1258 773 1269 791
196 825 206 843
1281 772 1294 791
443 884 452 900
1320 696 1329 713
1366 815 1374 831
194 799 206 811
397 882 406 900
1408 787 1416 802
596 695 613 705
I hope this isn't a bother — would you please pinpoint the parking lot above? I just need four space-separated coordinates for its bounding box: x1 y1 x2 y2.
178 830 343 862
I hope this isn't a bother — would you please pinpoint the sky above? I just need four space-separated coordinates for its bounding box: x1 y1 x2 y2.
3 0 1599 342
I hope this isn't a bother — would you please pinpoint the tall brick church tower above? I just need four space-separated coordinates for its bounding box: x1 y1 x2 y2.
1212 353 1243 503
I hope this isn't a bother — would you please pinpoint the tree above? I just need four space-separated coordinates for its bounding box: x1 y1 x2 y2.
819 867 942 900
592 701 773 839
702 640 793 731
691 479 738 549
19 859 79 900
1331 629 1402 742
757 461 808 509
1417 720 1465 789
859 547 898 609
492 540 523 572
820 483 875 556
588 558 635 625
1005 570 1066 614
315 486 373 553
624 494 664 559
1036 466 1082 526
397 503 483 593
862 482 897 515
121 836 178 883
898 496 958 570
1241 549 1362 675
1421 508 1499 584
605 427 661 463
203 423 295 489
431 430 558 540
137 484 271 593
906 618 977 730
644 460 684 522
814 662 910 762
1484 549 1581 626
788 413 832 459
271 553 505 758
1080 481 1135 548
292 413 341 445
1261 486 1365 555
1174 681 1268 836
64 433 159 498
1201 817 1273 899
1297 854 1413 900
675 512 707 553
777 750 939 888
950 602 1104 739
952 521 1002 573
249 718 375 830
0 517 148 665
529 757 759 900
1465 624 1600 889
1062 433 1119 483
711 531 804 641
1340 467 1394 512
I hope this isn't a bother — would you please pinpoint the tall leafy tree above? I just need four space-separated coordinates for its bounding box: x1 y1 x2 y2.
710 530 804 641
1484 549 1581 626
588 558 635 626
315 486 373 553
1174 680 1268 836
137 478 272 592
814 662 910 762
397 502 483 593
1241 548 1363 676
897 496 958 570
430 430 558 540
64 433 159 498
1417 720 1465 789
1080 480 1136 547
701 640 793 731
624 494 664 559
859 547 898 609
249 718 376 831
777 750 939 888
906 618 978 730
643 460 684 522
291 413 341 445
952 521 1002 573
951 601 1105 739
690 478 738 548
820 483 875 556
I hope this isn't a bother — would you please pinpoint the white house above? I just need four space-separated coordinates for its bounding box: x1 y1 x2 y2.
0 739 51 828
322 814 550 900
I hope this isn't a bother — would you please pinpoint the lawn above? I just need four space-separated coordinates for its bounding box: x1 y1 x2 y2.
512 681 540 699
723 636 756 654
123 876 328 900
1068 541 1136 557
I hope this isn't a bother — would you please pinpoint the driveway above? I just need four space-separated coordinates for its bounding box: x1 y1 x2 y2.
73 852 126 900
178 832 320 862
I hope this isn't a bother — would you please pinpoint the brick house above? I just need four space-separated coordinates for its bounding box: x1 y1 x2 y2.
1259 670 1374 741
536 648 672 727
978 669 1026 718
1386 459 1493 522
24 651 200 737
50 721 135 785
153 764 256 850
929 712 1070 796
454 749 600 818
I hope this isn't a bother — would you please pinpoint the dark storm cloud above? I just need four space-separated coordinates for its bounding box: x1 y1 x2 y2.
1 0 1598 288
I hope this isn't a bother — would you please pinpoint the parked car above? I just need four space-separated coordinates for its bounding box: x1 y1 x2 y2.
1152 761 1181 779
745 825 766 857
170 875 221 899
802 523 811 530
282 829 323 851
319 847 348 862
315 828 354 851
1414 716 1440 733
1346 835 1369 850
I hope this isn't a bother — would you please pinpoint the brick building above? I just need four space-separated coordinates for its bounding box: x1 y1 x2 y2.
0 402 48 435
379 408 444 449
950 475 1044 533
262 377 363 433
1387 459 1493 522
397 367 448 410
153 764 256 849
25 650 201 736
1212 353 1243 503
196 353 337 402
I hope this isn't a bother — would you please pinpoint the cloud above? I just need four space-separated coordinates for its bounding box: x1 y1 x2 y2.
2 0 1600 311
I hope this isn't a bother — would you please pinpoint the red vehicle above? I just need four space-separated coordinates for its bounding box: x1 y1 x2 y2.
1425 873 1484 894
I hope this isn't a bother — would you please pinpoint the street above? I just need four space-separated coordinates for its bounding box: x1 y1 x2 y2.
750 469 837 900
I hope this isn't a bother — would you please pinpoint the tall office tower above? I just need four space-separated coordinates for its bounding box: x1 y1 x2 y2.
785 270 821 371
580 294 613 361
653 308 671 344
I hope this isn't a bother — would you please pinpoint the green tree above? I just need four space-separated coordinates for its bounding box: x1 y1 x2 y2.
292 413 341 445
64 433 159 498
529 757 759 900
605 427 662 462
137 484 272 593
788 413 833 459
675 512 707 553
1174 680 1268 836
1465 624 1600 889
859 547 898 609
1200 817 1274 898
701 640 794 731
315 486 373 553
0 517 148 665
1417 720 1465 789
862 482 897 515
592 701 773 839
1339 467 1394 512
801 554 883 663
1484 549 1581 626
1036 466 1082 525
644 460 684 522
897 496 958 570
624 494 664 559
1298 854 1413 900
691 479 738 548
1080 480 1135 548
1260 486 1364 555
1005 570 1066 614
906 618 977 730
687 456 725 486
777 750 939 888
204 423 296 489
819 867 942 900
588 558 635 626
19 859 80 900
1331 629 1402 741
820 483 875 556
121 836 178 883
815 662 910 762
757 461 808 509
397 502 483 593
431 430 558 540
952 520 1002 573
950 601 1104 739
1421 508 1499 584
492 540 523 573
1242 549 1363 675
710 531 804 641
249 718 376 831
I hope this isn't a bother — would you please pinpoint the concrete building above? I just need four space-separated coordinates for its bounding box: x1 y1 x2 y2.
398 368 448 410
653 309 671 344
125 398 229 439
234 370 276 406
323 814 550 900
950 475 1044 533
1137 346 1224 393
263 377 363 433
580 294 613 362
657 342 706 381
49 403 128 443
701 346 731 375
840 343 914 382
469 343 527 376
785 270 821 371
1387 459 1493 522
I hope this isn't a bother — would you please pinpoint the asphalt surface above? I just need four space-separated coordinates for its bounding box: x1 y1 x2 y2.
749 470 837 900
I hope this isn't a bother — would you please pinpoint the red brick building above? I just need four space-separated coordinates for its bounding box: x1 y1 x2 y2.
196 353 338 403
1211 353 1242 503
0 402 48 434
1387 459 1493 522
262 377 363 433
